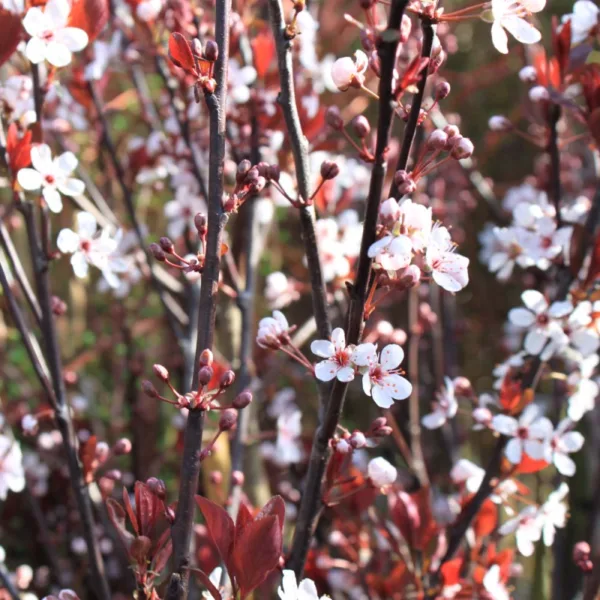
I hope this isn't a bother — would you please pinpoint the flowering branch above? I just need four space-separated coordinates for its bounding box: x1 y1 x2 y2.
167 1 231 596
286 0 409 576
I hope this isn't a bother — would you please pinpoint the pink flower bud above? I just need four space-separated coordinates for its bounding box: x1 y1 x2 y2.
146 477 167 499
331 50 368 91
435 81 451 101
219 408 238 431
219 370 236 388
529 85 550 102
149 243 166 261
519 65 537 82
379 197 401 221
210 470 223 485
104 469 122 481
488 115 512 131
159 237 174 253
153 364 169 381
320 160 340 180
113 438 132 455
197 365 214 386
51 296 67 316
194 214 207 236
204 40 219 62
199 349 213 367
141 380 159 398
450 137 474 160
427 129 448 151
398 264 421 288
21 414 39 435
352 115 371 138
335 439 352 454
96 441 110 461
236 159 252 182
350 431 367 449
453 376 472 396
325 106 344 130
231 470 245 486
443 124 460 139
233 390 253 409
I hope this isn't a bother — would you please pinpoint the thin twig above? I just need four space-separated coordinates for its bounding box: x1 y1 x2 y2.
167 1 231 596
547 104 562 227
389 16 434 198
285 0 409 576
268 0 332 345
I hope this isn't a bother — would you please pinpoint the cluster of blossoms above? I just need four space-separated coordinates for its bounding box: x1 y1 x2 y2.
369 197 469 293
480 183 574 281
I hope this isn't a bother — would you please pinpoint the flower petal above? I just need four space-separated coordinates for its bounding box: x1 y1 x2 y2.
502 15 542 45
310 339 335 359
57 228 80 253
76 212 98 238
31 144 53 173
25 37 47 64
314 360 338 382
504 438 523 464
17 168 43 190
58 177 85 197
42 187 63 213
380 344 404 370
553 452 576 476
46 41 72 67
491 414 518 436
54 27 89 52
491 20 509 54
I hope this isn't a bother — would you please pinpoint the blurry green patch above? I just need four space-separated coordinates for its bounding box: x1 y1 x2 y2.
82 330 97 347
586 50 600 64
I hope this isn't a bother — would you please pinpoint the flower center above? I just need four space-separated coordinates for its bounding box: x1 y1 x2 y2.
536 313 549 326
80 240 91 252
517 426 529 439
44 174 55 185
541 236 553 249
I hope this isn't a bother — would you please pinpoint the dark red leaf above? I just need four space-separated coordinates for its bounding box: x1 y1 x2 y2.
473 498 497 538
152 538 172 574
0 9 22 67
6 124 32 174
440 557 463 586
234 503 253 543
68 0 109 43
231 515 282 599
255 496 285 531
251 29 275 79
168 32 197 76
552 16 571 81
122 487 139 535
130 535 152 565
134 481 164 536
106 498 136 553
195 496 235 568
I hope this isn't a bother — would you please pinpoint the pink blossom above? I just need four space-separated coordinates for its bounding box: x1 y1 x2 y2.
425 226 469 293
311 328 356 382
422 377 457 429
330 50 368 91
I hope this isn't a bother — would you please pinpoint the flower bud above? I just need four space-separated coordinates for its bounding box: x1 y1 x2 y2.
368 457 397 487
146 477 166 499
519 65 537 82
149 243 166 261
159 236 174 253
141 380 159 398
573 541 593 573
320 160 340 180
236 159 252 183
219 370 236 388
96 441 110 461
104 469 122 481
352 115 371 138
450 137 474 160
397 264 421 288
194 213 207 236
268 164 281 181
231 470 244 486
210 470 223 485
233 390 253 409
350 431 367 449
325 106 344 130
204 40 219 62
488 115 512 131
249 177 266 194
443 125 460 139
197 365 214 386
529 85 550 102
426 129 448 151
51 296 67 316
113 438 132 455
335 438 351 454
153 364 169 381
165 506 176 523
219 409 238 431
199 349 213 367
430 49 446 74
192 38 203 57
435 81 451 101
453 376 472 397
331 50 368 91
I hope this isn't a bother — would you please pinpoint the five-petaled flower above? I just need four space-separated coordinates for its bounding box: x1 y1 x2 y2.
22 0 89 67
57 212 126 288
353 343 412 408
425 226 470 293
490 0 545 54
311 327 356 382
491 403 553 464
17 144 85 213
422 377 458 429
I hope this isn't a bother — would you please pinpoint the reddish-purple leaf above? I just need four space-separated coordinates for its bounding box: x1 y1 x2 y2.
6 124 32 174
195 495 235 567
234 502 253 543
0 9 22 67
106 498 135 553
168 32 197 75
232 515 282 599
135 482 163 536
122 487 139 535
130 535 152 565
255 495 285 531
68 0 109 43
152 538 172 574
